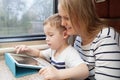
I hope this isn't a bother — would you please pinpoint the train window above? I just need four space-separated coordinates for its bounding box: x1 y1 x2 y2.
0 0 57 42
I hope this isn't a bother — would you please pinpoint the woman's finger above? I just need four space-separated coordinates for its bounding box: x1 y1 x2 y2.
39 67 47 75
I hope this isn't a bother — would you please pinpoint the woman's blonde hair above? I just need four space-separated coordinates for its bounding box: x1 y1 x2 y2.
58 0 105 35
43 13 66 32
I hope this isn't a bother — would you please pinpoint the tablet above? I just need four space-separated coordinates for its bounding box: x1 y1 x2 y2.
9 53 44 69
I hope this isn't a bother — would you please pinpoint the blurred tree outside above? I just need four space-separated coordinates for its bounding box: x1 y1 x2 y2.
0 0 54 37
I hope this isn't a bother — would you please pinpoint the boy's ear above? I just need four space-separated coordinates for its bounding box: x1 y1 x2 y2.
63 30 69 39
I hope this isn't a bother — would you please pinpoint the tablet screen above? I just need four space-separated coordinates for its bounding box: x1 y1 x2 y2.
11 54 40 66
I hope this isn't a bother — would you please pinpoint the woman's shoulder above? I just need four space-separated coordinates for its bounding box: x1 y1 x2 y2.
97 27 119 38
93 27 120 46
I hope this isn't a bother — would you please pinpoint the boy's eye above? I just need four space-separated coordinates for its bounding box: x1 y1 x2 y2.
49 34 53 36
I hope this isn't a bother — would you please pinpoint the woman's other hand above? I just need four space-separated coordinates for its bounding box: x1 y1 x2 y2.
39 66 62 80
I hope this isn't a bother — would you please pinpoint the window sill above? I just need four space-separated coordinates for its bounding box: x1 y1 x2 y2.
0 44 49 56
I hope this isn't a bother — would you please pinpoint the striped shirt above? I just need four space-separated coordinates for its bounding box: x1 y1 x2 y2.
74 27 120 80
40 45 85 69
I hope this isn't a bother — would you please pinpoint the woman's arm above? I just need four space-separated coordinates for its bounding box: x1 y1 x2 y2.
39 63 89 80
94 37 120 80
58 63 89 80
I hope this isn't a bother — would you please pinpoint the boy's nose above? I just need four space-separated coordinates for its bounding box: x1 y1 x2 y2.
45 37 48 41
45 37 49 42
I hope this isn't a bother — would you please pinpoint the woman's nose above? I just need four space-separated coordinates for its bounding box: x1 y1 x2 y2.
61 19 67 26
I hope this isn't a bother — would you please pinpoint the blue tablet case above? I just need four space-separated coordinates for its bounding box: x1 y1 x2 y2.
5 53 40 78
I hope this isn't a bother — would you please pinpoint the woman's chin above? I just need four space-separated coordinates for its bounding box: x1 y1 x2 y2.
67 31 76 35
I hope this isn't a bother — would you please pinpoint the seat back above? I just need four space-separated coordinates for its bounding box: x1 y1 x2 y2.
95 0 120 33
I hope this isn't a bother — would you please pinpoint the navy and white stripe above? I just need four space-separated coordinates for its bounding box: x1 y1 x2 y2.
74 27 120 80
50 57 65 69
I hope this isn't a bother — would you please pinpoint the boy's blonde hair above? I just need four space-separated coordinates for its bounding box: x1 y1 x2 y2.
58 0 105 35
43 13 66 33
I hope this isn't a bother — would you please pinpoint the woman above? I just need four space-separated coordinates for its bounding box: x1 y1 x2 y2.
58 0 120 80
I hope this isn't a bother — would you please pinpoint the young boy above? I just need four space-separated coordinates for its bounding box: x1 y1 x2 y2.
15 13 88 80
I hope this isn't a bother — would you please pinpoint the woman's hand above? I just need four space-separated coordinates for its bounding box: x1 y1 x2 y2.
39 66 61 80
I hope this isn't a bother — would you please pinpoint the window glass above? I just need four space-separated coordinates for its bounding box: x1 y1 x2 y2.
0 0 54 37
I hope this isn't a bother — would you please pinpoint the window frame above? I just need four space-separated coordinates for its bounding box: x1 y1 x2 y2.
0 35 46 43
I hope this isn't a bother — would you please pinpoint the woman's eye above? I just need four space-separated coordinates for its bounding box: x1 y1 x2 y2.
61 16 69 21
63 16 69 21
64 17 69 20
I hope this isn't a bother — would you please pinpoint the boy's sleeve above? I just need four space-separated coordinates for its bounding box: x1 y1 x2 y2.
40 48 51 61
65 47 85 68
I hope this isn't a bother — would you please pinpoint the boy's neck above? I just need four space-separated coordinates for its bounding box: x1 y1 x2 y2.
54 43 69 57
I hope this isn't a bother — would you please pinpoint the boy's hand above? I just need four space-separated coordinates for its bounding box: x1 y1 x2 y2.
15 45 40 57
15 45 30 54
